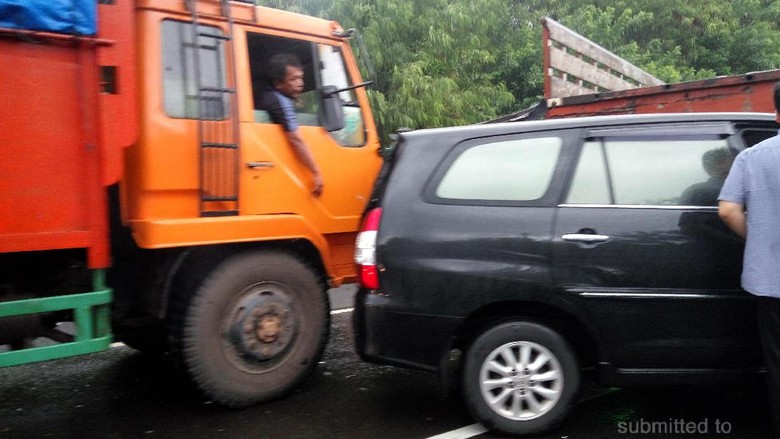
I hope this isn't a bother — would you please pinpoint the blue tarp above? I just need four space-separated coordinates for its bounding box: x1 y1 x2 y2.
0 0 96 35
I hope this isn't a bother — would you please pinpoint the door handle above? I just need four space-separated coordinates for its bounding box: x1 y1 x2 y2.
247 161 274 169
562 233 610 243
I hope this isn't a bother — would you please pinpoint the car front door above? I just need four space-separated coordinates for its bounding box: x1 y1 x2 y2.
552 123 760 370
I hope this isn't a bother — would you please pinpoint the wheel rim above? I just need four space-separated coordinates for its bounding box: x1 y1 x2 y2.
479 341 564 421
223 281 299 373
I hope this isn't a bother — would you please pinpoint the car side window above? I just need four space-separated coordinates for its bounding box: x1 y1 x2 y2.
742 128 777 148
566 141 610 204
566 136 732 206
436 136 561 201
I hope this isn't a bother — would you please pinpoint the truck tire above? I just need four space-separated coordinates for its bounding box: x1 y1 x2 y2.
462 320 579 436
172 251 329 407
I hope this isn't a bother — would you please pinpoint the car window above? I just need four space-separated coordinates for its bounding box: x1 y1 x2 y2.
566 136 732 206
436 137 561 201
741 128 777 148
566 141 611 204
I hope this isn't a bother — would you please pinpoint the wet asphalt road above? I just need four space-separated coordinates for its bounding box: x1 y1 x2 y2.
0 286 775 439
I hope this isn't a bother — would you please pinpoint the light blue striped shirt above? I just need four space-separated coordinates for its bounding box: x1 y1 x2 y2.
719 131 780 298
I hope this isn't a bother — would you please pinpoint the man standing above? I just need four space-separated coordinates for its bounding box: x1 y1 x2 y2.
256 53 323 196
719 81 780 438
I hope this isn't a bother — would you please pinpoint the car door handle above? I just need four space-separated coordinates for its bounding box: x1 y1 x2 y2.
562 233 610 243
247 161 274 169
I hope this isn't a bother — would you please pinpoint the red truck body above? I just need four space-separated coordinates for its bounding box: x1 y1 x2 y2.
0 1 136 269
545 70 780 118
494 17 780 123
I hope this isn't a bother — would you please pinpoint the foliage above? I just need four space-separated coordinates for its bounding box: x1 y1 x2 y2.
257 0 780 139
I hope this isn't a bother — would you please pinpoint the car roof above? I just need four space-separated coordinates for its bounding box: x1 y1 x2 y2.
400 112 778 143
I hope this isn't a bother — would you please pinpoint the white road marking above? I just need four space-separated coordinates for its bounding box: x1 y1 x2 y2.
426 424 488 439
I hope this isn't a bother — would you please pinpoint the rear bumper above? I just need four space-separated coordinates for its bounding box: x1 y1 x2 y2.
353 288 464 372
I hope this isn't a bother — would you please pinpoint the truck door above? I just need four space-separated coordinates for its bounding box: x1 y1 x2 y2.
552 123 761 370
238 31 379 229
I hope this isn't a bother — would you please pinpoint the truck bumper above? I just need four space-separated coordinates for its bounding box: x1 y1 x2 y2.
0 270 112 367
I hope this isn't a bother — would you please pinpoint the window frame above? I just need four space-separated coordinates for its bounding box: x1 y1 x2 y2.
736 126 780 150
246 32 368 147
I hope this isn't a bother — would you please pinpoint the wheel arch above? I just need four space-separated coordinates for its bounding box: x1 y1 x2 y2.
155 239 328 320
453 300 602 370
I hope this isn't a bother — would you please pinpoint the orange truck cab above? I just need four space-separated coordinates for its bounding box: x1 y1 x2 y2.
0 0 381 407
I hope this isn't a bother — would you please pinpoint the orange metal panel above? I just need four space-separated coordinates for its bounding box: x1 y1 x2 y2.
136 0 340 38
0 232 91 253
97 0 138 186
0 2 134 268
0 42 89 238
125 2 381 284
0 33 124 268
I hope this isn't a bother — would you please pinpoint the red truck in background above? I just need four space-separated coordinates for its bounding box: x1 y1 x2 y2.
492 17 780 123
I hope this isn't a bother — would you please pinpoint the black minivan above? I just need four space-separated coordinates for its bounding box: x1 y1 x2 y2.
353 113 780 435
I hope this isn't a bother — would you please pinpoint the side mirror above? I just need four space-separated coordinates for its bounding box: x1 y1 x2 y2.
319 86 345 132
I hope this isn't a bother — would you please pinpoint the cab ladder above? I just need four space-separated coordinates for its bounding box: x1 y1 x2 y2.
187 0 241 217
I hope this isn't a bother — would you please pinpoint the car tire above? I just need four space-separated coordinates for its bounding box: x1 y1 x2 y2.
171 251 329 408
463 320 579 436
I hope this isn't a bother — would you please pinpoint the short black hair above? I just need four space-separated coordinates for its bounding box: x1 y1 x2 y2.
268 53 302 84
702 147 732 176
775 81 780 113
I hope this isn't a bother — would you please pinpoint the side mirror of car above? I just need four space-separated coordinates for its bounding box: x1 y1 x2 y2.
319 86 345 132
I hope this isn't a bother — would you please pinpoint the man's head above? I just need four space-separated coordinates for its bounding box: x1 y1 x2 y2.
268 53 304 99
702 147 733 179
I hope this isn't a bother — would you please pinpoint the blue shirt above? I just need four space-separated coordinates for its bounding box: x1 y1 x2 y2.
256 89 299 132
718 130 780 298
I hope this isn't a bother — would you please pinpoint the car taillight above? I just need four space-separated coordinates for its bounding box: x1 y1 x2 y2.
355 207 382 289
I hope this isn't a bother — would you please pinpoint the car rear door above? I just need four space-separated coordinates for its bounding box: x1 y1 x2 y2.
552 122 761 370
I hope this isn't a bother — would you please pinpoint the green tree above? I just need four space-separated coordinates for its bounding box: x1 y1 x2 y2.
257 0 780 138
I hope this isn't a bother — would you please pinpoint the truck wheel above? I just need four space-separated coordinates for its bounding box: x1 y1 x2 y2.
462 320 579 436
173 251 329 407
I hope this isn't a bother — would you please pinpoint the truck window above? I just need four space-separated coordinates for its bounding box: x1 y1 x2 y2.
318 44 366 147
161 20 227 120
247 33 366 147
